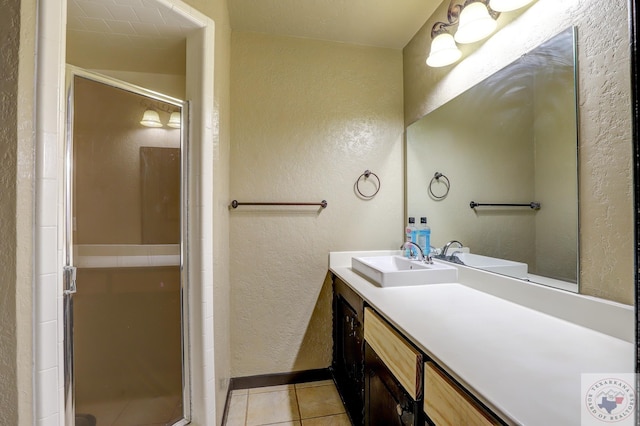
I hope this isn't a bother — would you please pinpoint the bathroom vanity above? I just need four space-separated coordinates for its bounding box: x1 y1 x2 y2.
329 251 634 425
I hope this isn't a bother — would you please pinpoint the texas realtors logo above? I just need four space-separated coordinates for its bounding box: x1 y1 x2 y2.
585 377 636 423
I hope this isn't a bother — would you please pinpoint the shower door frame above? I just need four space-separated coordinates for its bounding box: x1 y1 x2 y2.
63 66 191 426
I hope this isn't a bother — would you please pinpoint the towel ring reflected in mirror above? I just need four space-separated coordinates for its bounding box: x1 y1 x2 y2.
429 172 450 200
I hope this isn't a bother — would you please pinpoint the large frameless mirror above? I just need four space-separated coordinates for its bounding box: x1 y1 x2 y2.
406 27 579 292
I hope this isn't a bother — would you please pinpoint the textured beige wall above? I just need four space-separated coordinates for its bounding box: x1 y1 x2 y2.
2 0 36 423
66 30 186 76
404 0 633 304
1 0 37 423
230 32 404 377
0 0 20 422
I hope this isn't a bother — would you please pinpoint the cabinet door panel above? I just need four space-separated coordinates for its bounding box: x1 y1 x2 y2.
333 278 365 425
364 308 423 400
339 299 361 380
365 343 420 426
424 363 500 426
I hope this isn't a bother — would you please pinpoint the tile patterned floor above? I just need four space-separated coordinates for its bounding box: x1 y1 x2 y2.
225 380 352 426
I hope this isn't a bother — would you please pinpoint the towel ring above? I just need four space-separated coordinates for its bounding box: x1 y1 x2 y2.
356 170 381 199
429 172 450 200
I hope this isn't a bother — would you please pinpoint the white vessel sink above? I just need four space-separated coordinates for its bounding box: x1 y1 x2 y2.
351 255 458 287
451 252 528 279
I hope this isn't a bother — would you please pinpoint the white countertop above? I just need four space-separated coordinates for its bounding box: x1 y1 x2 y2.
329 251 635 426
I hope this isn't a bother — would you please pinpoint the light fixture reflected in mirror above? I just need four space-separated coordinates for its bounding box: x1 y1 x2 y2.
489 0 536 13
140 109 163 127
140 109 182 128
167 112 181 129
454 1 497 44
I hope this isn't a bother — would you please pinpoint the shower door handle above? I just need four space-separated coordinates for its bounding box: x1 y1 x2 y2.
63 265 77 295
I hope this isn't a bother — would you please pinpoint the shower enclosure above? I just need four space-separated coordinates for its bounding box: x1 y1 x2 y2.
64 67 189 426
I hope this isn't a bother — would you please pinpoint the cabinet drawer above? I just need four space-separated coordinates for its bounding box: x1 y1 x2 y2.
363 308 423 400
424 362 500 426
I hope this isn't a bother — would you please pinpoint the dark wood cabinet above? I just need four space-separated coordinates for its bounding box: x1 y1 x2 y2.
333 277 422 426
332 276 365 425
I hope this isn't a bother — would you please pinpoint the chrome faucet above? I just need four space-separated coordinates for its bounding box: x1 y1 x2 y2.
402 241 432 264
441 240 464 257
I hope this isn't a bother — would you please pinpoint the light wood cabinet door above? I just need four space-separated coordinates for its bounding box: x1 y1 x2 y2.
363 308 423 400
424 362 501 426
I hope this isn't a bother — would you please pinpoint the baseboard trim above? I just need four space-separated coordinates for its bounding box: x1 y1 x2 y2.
220 384 233 426
229 368 332 390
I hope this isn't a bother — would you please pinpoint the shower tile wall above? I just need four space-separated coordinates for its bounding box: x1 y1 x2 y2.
35 0 66 424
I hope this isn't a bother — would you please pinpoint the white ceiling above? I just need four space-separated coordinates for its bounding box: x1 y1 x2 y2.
66 0 441 73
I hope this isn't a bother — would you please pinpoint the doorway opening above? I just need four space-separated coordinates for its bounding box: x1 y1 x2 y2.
64 68 189 426
34 1 216 423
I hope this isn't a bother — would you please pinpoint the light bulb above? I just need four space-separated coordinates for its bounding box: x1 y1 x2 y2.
140 110 162 127
167 111 181 129
426 33 462 67
454 2 497 44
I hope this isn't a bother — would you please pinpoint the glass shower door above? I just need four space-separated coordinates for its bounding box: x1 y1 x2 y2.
64 69 188 426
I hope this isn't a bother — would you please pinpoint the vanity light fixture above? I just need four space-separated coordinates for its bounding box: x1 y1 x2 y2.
426 0 499 67
167 111 181 129
426 0 535 67
140 109 163 128
489 0 536 13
